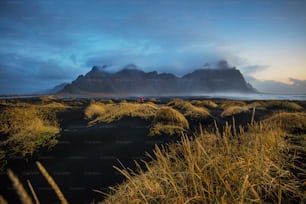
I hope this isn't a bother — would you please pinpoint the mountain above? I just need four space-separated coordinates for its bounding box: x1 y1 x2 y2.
40 83 69 94
59 65 256 95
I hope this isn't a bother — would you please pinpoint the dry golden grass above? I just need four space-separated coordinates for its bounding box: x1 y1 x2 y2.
168 99 211 120
101 121 304 203
219 100 246 109
223 101 304 115
0 104 61 157
221 105 250 117
190 100 218 108
220 100 266 117
7 169 33 204
5 162 69 204
0 150 6 171
39 102 69 110
147 98 160 104
27 179 40 204
149 106 189 136
260 101 303 111
0 195 8 204
39 95 57 102
36 161 68 204
85 102 106 119
149 123 186 137
264 112 306 132
85 102 159 124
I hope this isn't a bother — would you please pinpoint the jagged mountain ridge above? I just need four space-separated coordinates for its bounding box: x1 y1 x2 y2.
60 65 256 95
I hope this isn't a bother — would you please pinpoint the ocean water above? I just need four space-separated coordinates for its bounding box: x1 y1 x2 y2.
194 93 306 101
1 93 306 101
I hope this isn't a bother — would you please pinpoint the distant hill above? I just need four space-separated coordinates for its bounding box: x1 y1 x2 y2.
58 65 256 96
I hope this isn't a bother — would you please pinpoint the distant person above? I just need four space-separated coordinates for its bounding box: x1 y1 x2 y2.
139 96 144 103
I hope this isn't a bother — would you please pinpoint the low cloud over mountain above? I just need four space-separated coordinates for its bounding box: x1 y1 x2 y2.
246 76 306 95
59 64 255 96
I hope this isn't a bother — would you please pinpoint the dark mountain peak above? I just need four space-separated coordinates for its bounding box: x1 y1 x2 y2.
86 65 110 77
146 71 158 78
77 74 84 79
159 72 177 79
217 59 231 69
124 63 138 70
59 66 256 95
116 66 145 77
90 65 109 72
91 66 100 72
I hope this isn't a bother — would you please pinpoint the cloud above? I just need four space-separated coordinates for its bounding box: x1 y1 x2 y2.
246 76 306 94
0 53 73 79
289 78 306 88
0 53 76 94
0 0 305 94
240 65 269 75
84 46 225 76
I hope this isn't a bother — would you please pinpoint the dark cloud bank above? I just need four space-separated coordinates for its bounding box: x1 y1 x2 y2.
0 0 305 95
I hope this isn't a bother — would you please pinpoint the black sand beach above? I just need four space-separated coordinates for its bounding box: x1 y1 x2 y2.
0 97 305 203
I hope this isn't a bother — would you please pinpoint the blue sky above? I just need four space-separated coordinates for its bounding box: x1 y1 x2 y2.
0 0 305 94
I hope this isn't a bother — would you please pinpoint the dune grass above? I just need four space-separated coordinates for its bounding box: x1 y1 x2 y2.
190 100 218 109
221 105 251 117
259 101 303 111
84 102 106 119
220 100 272 117
85 102 159 124
219 100 247 109
149 106 189 136
264 112 306 133
219 100 252 117
168 99 211 120
220 100 303 117
0 105 61 158
101 120 304 203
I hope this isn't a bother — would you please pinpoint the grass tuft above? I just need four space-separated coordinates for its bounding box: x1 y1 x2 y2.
264 112 306 133
221 105 250 117
168 99 211 120
85 102 159 124
149 106 189 136
220 100 246 109
261 101 303 111
101 121 304 203
190 100 218 108
0 105 60 157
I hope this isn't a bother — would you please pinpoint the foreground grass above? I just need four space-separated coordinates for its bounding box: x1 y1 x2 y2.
101 120 304 203
0 107 60 157
4 161 68 204
0 101 67 167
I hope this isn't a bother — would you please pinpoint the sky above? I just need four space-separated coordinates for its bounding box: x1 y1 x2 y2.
0 0 305 94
